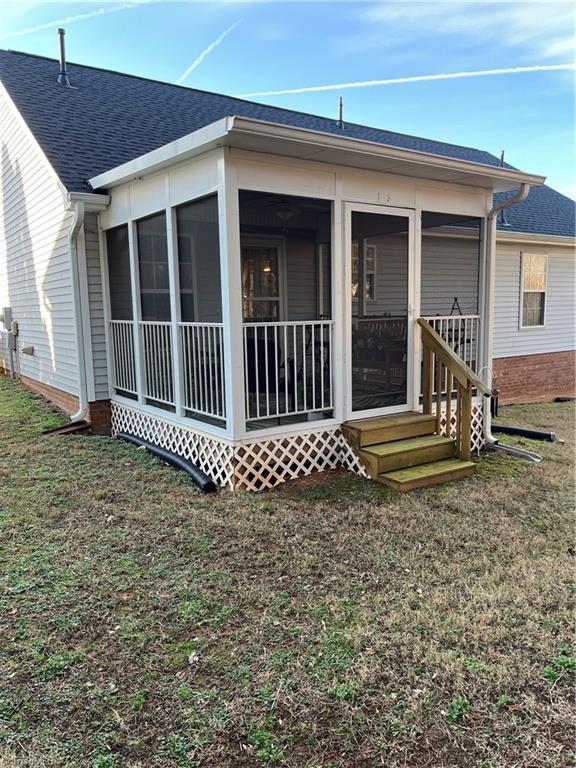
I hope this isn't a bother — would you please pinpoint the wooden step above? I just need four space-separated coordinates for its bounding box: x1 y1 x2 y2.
378 458 476 492
343 412 436 449
360 434 455 475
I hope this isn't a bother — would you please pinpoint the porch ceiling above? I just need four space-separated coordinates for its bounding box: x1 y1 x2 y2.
89 116 545 194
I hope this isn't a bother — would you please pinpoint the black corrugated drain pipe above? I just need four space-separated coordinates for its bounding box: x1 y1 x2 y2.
117 433 217 493
491 425 556 442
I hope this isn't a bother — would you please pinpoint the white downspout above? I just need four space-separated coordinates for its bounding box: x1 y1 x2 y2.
68 200 89 422
481 183 541 461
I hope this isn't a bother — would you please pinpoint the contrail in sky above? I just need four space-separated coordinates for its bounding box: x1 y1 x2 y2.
239 64 575 97
0 1 152 41
176 20 241 85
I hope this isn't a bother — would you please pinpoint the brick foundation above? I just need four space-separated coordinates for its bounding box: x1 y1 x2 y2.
19 374 80 416
87 399 112 434
14 374 111 432
493 351 576 405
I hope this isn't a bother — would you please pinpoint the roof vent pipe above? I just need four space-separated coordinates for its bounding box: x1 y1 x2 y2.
337 96 344 129
57 28 71 87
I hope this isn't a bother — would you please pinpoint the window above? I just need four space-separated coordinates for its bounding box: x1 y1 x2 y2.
521 253 547 327
137 212 170 321
106 225 133 320
365 244 376 300
351 240 376 300
176 194 221 322
241 243 282 322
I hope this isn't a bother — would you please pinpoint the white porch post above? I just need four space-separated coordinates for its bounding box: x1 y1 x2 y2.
412 209 422 410
128 221 145 404
166 199 184 416
332 179 345 423
217 150 245 439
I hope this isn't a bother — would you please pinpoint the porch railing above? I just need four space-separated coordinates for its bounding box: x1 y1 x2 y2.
419 318 489 460
110 320 137 395
140 321 174 406
179 323 226 420
243 320 334 421
421 315 480 374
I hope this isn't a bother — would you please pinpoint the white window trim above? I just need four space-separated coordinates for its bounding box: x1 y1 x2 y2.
519 251 548 330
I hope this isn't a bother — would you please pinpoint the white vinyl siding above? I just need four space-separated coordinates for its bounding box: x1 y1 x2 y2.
0 86 78 395
85 212 109 399
494 244 576 357
421 234 479 316
285 237 318 321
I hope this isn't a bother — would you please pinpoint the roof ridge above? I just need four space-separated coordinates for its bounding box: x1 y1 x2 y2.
1 48 501 163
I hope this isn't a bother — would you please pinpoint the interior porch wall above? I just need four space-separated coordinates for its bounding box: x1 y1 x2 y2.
421 234 480 316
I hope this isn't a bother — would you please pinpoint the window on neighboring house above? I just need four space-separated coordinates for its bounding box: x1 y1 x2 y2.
521 253 547 328
351 240 376 300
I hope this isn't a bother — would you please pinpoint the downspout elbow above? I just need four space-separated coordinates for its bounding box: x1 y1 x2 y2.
488 182 530 220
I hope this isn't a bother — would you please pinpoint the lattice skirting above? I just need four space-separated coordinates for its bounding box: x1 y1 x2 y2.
110 403 366 492
440 400 485 453
111 403 236 489
110 402 482 492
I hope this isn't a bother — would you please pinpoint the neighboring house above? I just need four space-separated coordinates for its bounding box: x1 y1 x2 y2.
0 48 573 491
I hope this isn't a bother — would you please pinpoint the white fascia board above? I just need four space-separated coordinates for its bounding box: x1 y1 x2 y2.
496 230 576 247
228 117 546 190
89 114 546 193
89 117 231 190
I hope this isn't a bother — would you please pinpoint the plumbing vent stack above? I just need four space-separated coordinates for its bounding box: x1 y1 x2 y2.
57 28 71 87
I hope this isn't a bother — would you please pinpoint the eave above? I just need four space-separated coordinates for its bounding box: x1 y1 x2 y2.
89 116 546 194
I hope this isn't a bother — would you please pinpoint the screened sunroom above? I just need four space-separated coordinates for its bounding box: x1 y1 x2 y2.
104 190 483 435
91 118 538 489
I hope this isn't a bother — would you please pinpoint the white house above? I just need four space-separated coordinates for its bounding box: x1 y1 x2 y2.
0 47 573 491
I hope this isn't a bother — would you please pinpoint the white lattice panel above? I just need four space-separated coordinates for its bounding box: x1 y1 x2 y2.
111 403 235 489
233 428 367 492
436 400 485 453
111 403 368 492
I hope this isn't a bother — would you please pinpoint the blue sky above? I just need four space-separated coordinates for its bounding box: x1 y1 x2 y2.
2 1 575 197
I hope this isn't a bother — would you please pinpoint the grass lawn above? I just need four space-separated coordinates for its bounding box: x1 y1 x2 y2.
0 376 574 768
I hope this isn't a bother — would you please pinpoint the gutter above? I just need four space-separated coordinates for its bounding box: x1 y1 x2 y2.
67 200 89 422
482 183 542 463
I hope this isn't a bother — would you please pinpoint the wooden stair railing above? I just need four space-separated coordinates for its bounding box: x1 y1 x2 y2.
418 318 490 461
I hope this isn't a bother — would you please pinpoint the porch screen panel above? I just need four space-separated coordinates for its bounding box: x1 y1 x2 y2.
351 212 409 412
176 194 222 323
106 225 132 320
137 212 170 321
106 224 137 398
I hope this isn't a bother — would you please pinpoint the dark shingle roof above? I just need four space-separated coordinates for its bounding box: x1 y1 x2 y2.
494 185 575 238
0 49 573 239
0 49 508 193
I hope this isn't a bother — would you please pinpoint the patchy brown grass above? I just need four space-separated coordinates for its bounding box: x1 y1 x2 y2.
0 377 574 768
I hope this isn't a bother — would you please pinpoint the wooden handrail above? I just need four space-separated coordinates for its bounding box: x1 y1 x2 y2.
417 318 490 395
418 317 489 462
